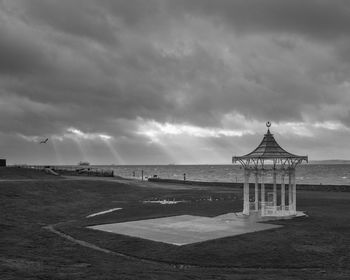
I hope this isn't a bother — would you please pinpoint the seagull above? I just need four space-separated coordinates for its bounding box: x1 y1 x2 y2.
39 138 48 144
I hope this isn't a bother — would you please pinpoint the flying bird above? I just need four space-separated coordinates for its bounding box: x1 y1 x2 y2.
39 138 48 144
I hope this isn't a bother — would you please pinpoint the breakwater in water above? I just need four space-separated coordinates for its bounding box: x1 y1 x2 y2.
148 178 350 192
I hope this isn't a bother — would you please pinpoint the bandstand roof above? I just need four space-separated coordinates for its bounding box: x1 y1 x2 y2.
232 122 308 167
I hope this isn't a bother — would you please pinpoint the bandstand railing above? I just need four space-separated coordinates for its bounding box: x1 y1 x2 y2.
249 202 295 216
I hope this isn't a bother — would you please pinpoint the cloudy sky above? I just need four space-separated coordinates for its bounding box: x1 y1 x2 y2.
1 0 350 165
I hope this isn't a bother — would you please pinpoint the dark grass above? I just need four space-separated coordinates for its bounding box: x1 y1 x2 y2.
60 191 350 269
0 179 186 280
1 173 350 279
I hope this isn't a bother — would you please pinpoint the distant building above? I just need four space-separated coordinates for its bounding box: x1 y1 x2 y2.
0 159 7 167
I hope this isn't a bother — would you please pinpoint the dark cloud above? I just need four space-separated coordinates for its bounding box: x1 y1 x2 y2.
168 0 350 40
0 22 50 75
1 0 350 163
16 0 120 44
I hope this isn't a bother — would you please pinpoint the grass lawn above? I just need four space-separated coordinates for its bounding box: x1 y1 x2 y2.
1 170 350 279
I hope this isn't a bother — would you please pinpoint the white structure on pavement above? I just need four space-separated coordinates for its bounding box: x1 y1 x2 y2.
232 122 308 217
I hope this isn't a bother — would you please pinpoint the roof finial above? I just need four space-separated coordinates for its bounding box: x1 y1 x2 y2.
266 121 271 128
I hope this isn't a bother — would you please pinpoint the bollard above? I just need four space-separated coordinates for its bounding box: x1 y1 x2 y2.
142 170 144 181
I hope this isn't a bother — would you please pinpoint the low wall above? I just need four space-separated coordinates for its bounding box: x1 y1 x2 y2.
148 178 240 187
148 178 350 192
55 169 114 177
17 165 114 177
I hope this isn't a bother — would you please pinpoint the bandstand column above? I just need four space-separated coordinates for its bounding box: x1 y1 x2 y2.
261 171 265 214
243 168 250 215
254 172 259 211
273 168 277 207
292 168 297 213
281 172 286 211
288 169 292 210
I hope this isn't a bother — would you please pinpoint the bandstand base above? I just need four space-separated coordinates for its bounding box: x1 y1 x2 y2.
239 210 307 222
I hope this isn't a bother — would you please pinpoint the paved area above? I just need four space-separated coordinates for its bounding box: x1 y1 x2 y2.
88 214 282 245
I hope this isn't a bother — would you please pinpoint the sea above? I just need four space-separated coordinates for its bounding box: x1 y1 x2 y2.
89 164 350 186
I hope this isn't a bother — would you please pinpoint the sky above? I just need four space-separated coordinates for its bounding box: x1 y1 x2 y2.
1 0 350 165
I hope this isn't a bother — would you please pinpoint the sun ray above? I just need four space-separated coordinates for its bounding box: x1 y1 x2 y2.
102 139 125 165
50 138 64 165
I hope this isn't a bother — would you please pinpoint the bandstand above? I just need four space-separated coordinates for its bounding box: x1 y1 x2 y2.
232 122 308 217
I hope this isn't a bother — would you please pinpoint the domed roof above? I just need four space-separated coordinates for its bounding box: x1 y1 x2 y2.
232 123 308 167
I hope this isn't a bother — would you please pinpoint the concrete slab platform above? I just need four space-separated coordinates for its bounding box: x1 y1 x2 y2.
88 214 282 245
